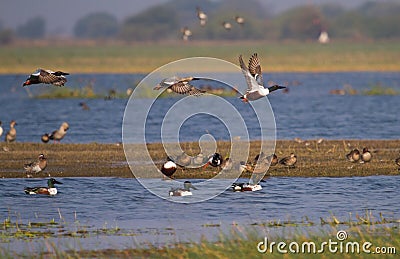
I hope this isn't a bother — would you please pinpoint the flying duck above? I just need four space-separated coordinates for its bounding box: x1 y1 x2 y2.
46 122 69 143
24 178 62 195
196 7 207 26
279 153 297 168
239 53 286 102
222 21 232 30
181 27 192 41
24 153 48 177
5 120 17 143
346 149 360 163
169 181 197 196
235 15 245 26
23 68 69 87
160 157 177 178
360 147 372 163
154 76 206 96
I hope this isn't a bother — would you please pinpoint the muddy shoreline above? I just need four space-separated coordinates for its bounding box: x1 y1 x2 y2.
0 140 399 179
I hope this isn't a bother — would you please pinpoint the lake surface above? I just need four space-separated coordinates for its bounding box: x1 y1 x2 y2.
0 72 399 143
1 176 399 252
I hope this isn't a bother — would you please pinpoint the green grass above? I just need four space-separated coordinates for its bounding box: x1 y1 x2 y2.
1 211 399 258
1 40 399 74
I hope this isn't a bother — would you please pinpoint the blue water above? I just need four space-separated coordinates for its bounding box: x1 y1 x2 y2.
1 176 399 252
0 72 399 143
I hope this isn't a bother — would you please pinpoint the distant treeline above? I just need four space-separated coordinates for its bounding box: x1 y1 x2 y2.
1 0 400 43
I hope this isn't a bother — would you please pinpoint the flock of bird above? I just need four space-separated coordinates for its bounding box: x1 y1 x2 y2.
2 48 397 195
181 6 245 41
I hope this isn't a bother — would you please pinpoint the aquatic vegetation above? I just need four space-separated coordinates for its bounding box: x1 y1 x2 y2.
1 211 398 258
363 83 399 96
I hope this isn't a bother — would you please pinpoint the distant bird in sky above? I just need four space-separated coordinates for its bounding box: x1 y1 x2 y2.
235 15 245 26
196 6 207 26
46 122 69 143
23 68 69 87
154 76 206 96
239 53 286 102
24 153 47 177
181 27 192 41
222 21 232 30
5 120 17 143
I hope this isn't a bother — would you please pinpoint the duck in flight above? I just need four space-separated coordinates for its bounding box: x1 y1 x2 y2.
154 76 206 96
239 53 286 102
23 68 69 87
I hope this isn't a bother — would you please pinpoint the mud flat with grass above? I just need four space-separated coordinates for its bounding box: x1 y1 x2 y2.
0 41 399 74
1 139 399 178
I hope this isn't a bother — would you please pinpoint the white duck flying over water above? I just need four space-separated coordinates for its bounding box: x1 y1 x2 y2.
239 53 286 102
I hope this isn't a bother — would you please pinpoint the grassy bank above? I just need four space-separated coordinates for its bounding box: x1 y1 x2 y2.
0 41 399 74
0 139 399 178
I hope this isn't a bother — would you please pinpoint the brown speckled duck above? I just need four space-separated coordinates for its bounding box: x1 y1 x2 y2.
24 153 47 177
47 122 69 143
5 120 17 143
154 76 205 96
279 153 297 168
346 149 360 162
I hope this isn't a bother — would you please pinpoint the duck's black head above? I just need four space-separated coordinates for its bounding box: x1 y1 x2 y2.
268 85 286 92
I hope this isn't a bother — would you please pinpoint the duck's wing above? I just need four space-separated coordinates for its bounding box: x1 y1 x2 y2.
239 55 261 93
24 161 36 170
170 81 205 96
38 69 62 84
247 53 264 86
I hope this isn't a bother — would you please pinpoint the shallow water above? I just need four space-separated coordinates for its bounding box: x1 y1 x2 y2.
0 72 399 143
1 176 399 252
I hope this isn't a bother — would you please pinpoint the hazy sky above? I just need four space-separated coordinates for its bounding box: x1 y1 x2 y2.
0 0 385 36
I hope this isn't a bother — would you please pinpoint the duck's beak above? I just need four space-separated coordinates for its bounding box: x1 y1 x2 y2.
153 84 162 90
23 79 32 87
202 162 210 169
190 183 198 190
54 180 63 184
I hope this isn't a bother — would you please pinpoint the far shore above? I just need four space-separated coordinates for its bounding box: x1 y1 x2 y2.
0 140 399 179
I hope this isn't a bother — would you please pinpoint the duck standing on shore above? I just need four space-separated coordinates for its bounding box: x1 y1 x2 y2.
160 157 177 179
346 149 360 162
239 53 286 102
24 178 62 195
23 68 69 87
360 147 372 163
45 122 69 143
395 156 400 171
5 120 17 143
24 153 48 178
279 153 297 168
